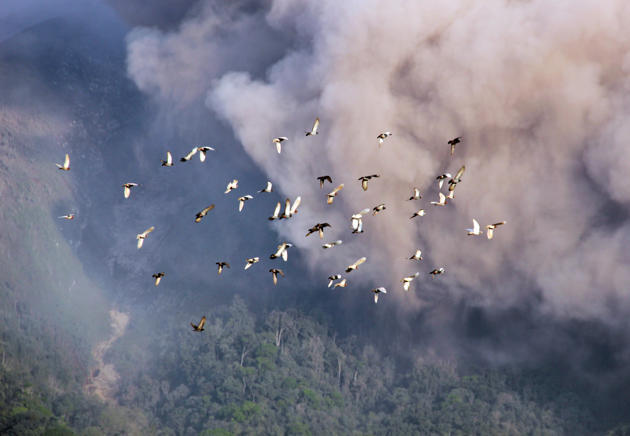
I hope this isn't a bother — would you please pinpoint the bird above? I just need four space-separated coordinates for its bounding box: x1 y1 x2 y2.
152 272 165 286
345 257 367 273
136 226 155 249
198 146 215 162
225 179 238 194
410 209 426 219
161 151 174 167
436 173 452 190
58 214 75 220
322 240 343 249
180 147 198 162
351 208 370 234
305 117 319 136
195 204 215 222
372 204 386 216
377 132 392 146
272 137 288 154
216 262 230 275
358 174 380 191
408 188 422 200
270 242 293 261
448 165 466 191
327 184 344 204
328 274 342 288
371 287 387 303
448 136 462 156
430 192 447 206
56 153 70 171
409 250 423 261
269 202 282 221
238 195 254 212
122 183 138 199
485 221 507 240
259 181 273 193
429 267 445 276
306 223 331 239
333 279 348 289
401 272 419 291
244 257 260 270
317 175 333 188
269 268 285 285
279 196 301 219
466 218 483 236
191 316 206 332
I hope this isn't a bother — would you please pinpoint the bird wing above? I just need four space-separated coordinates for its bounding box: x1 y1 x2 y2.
331 184 344 195
64 153 70 168
166 151 172 165
492 221 506 227
290 196 301 215
355 257 367 267
198 316 206 330
144 226 155 236
239 198 245 212
486 228 494 240
276 141 282 154
311 117 320 134
281 250 288 262
450 143 455 155
199 150 207 162
473 219 480 233
273 201 281 217
203 205 215 215
137 238 144 249
284 199 291 216
455 165 466 180
361 179 368 191
439 192 446 204
124 186 130 198
183 147 198 160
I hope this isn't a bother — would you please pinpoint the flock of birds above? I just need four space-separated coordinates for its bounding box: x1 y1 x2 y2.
55 117 506 332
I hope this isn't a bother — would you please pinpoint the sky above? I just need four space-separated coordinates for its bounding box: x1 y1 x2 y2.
3 0 630 387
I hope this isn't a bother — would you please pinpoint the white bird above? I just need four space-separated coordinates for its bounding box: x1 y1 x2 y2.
408 188 422 201
327 184 344 204
466 218 483 236
180 147 198 162
372 203 386 215
401 272 420 291
225 179 238 194
328 274 342 288
345 257 367 273
272 137 288 154
198 146 215 162
56 153 70 171
136 226 155 249
371 287 387 303
305 117 320 136
122 183 138 199
238 195 254 212
161 151 174 167
377 132 392 146
269 268 284 285
351 208 370 234
436 173 452 190
410 209 426 219
333 279 348 289
322 240 343 249
259 181 273 193
270 242 293 261
430 192 448 206
269 202 282 221
152 272 165 286
58 214 75 220
244 257 260 270
429 267 445 276
485 221 507 240
409 250 423 261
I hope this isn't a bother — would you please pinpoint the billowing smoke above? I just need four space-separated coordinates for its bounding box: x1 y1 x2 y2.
126 0 630 333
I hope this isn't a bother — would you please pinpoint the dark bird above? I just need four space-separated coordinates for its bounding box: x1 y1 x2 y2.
152 272 165 286
306 223 331 239
448 136 462 155
358 174 380 191
429 267 445 276
317 175 333 188
191 316 206 332
216 262 230 275
195 204 215 223
269 268 285 285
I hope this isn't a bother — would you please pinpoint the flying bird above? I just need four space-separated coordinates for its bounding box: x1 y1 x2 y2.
333 279 348 289
401 272 420 291
377 132 392 146
122 183 138 199
180 147 198 162
322 240 343 249
429 267 445 276
136 226 155 249
358 174 380 191
270 242 293 261
436 173 452 190
244 257 260 270
195 204 215 222
448 136 462 155
306 223 331 239
485 221 507 240
317 175 333 188
351 208 370 234
280 196 302 219
345 257 367 273
216 262 230 275
269 202 282 221
327 184 344 204
259 181 273 193
238 195 254 212
372 204 386 215
371 287 387 303
191 316 206 332
328 274 342 288
448 165 466 191
152 272 165 286
198 146 215 162
269 268 285 285
305 117 320 136
58 214 75 220
56 153 70 171
430 192 448 206
161 151 174 167
225 179 238 194
409 250 423 261
410 209 426 219
408 188 422 200
466 218 483 236
272 137 288 154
